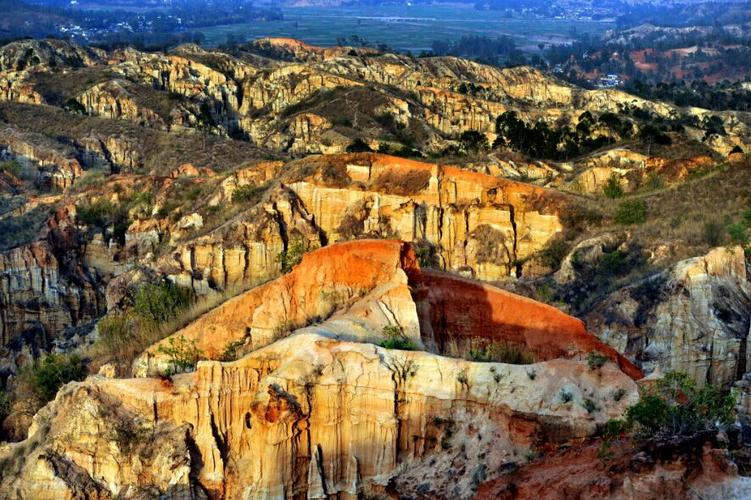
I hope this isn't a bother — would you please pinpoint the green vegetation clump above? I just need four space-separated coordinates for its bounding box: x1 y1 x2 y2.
538 235 571 270
702 220 725 246
0 391 10 426
346 138 373 153
587 351 609 370
0 160 22 177
415 244 439 269
232 183 267 204
92 282 195 374
494 110 615 161
133 281 194 324
378 325 416 351
614 200 647 225
76 199 131 244
727 221 748 246
582 398 599 414
157 335 203 374
278 239 314 273
27 354 88 402
468 342 534 365
219 339 246 362
602 173 624 199
605 372 736 446
0 204 54 251
559 389 574 403
459 130 489 153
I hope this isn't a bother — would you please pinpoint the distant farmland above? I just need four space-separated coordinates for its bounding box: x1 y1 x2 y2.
200 5 613 53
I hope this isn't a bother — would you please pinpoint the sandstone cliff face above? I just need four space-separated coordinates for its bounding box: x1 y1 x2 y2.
0 207 104 375
286 154 564 281
0 344 638 499
586 246 751 388
1 240 640 499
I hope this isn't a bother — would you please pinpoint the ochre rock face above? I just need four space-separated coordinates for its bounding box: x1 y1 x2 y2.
586 246 751 388
286 153 565 281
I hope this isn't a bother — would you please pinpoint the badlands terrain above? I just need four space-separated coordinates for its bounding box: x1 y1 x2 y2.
0 37 751 498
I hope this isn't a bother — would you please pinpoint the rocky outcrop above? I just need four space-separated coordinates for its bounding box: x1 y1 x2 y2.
76 80 167 129
286 153 565 280
586 246 751 388
0 124 83 191
0 39 101 72
0 72 43 105
1 240 640 499
566 148 716 194
0 207 104 376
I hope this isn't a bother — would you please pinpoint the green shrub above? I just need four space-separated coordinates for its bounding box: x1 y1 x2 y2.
278 239 311 273
602 174 624 199
641 173 665 192
470 342 534 365
232 183 267 204
157 335 203 374
727 222 748 245
583 398 599 414
0 391 10 425
459 130 489 152
29 354 88 402
538 235 570 270
415 245 439 268
76 199 117 227
219 339 246 362
378 325 416 351
703 220 725 246
346 138 373 153
615 200 647 225
133 281 194 323
616 371 736 443
76 199 131 244
587 351 609 370
0 160 22 177
559 389 574 403
743 208 751 226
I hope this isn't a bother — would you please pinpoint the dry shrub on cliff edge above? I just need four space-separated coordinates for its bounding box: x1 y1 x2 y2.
90 279 267 375
370 169 431 196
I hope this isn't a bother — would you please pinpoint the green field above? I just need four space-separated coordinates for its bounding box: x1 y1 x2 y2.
200 5 613 53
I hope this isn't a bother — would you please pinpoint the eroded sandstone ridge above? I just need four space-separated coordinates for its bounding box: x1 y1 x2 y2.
0 38 748 158
0 240 643 499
